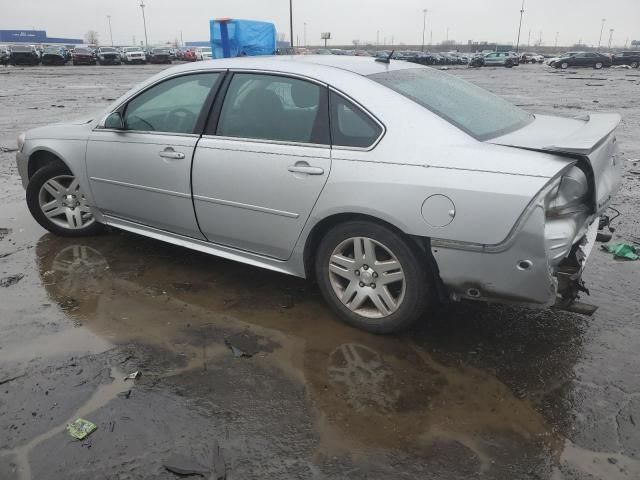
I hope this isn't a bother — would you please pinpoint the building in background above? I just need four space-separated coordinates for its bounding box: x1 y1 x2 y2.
0 30 83 45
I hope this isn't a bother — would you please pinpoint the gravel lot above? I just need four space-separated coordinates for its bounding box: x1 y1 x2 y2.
0 62 639 479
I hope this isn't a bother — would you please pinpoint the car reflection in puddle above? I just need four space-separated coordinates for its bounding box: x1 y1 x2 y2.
35 231 561 473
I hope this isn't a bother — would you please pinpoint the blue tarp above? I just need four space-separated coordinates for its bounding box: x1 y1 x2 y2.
210 19 276 58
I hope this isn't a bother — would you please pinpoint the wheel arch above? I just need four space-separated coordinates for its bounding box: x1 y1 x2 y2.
302 212 448 302
28 149 70 180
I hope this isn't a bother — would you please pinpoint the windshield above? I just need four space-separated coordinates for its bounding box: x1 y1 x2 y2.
153 48 169 54
101 47 116 52
11 46 32 52
44 47 61 54
75 48 91 54
368 67 533 140
124 47 140 52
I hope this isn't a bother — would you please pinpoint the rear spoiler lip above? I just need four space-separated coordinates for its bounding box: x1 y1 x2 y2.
490 113 622 157
541 113 621 155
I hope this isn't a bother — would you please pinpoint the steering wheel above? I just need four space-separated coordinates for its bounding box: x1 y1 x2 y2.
126 115 155 131
166 108 197 133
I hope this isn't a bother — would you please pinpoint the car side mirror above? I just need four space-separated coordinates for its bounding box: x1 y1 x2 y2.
104 112 124 130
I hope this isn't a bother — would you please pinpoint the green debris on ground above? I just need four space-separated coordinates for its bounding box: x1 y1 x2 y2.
66 418 97 440
601 243 639 260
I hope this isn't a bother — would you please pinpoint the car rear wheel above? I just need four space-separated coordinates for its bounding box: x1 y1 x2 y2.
561 62 569 69
630 61 639 68
594 62 603 69
315 221 432 334
26 162 104 237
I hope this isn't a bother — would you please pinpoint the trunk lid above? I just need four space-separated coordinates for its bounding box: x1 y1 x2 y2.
490 113 623 213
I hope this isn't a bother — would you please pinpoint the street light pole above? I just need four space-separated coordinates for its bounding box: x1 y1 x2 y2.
597 18 606 50
608 28 614 49
107 15 114 46
139 1 149 50
289 0 294 48
515 0 525 53
303 22 307 47
421 9 427 52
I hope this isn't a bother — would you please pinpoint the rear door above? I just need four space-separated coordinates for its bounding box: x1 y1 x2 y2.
192 72 331 260
86 71 222 238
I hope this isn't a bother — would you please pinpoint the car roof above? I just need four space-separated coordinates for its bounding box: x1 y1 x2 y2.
164 54 417 78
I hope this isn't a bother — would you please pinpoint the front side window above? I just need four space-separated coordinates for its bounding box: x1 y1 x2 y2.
330 92 382 148
216 73 328 144
368 67 533 140
124 73 219 134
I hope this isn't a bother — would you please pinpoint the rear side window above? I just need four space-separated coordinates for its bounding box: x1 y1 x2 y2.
216 73 328 144
329 92 382 148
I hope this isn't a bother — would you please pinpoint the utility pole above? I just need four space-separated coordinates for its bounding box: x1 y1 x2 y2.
515 0 525 53
289 0 294 48
597 18 606 50
608 28 614 49
107 15 114 46
180 31 183 47
139 1 149 51
303 22 307 47
446 26 449 43
421 9 427 52
554 31 559 48
538 30 542 45
376 30 379 52
527 29 531 47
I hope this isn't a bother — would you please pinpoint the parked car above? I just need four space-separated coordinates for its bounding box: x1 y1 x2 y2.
552 52 611 69
469 54 485 67
96 47 121 65
148 48 172 64
195 47 212 60
72 47 96 66
15 56 622 333
1 45 11 66
40 46 68 66
9 45 40 66
120 46 147 64
182 49 197 61
547 51 581 67
520 52 544 63
315 48 333 55
482 51 516 67
611 51 640 68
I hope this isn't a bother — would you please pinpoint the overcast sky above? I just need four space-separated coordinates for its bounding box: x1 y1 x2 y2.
2 0 639 48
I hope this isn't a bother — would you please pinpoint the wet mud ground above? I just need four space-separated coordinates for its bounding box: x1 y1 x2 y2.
0 63 639 479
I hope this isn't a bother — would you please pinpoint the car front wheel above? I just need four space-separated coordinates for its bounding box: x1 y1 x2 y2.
26 162 104 237
315 221 432 334
631 61 639 68
594 62 603 69
561 62 569 69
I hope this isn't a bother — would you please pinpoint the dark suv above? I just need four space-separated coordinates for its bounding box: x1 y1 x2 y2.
553 52 612 69
96 47 121 65
611 51 640 68
9 45 40 66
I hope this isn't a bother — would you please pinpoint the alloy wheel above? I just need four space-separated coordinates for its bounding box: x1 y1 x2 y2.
38 175 95 230
328 236 406 318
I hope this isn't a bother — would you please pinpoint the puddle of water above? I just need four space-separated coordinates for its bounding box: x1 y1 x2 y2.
2 367 129 480
28 233 562 468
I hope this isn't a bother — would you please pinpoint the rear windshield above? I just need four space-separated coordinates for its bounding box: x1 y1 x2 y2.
153 49 168 54
368 67 533 140
75 48 91 54
11 46 32 52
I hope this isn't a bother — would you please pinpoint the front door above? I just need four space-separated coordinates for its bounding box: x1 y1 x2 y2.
86 72 222 238
192 72 331 260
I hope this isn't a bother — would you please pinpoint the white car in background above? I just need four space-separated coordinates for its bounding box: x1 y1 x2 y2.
120 46 147 64
195 47 212 60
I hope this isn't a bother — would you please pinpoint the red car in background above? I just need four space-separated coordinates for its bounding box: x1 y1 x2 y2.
182 49 197 62
72 48 96 66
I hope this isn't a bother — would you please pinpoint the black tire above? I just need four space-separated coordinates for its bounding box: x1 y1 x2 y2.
561 62 569 69
26 162 104 237
631 61 639 69
594 62 603 69
315 221 432 334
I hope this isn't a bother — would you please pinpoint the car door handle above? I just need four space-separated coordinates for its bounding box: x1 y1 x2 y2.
287 163 324 175
159 147 185 160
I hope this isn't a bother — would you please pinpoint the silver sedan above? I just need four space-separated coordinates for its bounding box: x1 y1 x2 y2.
16 55 622 333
